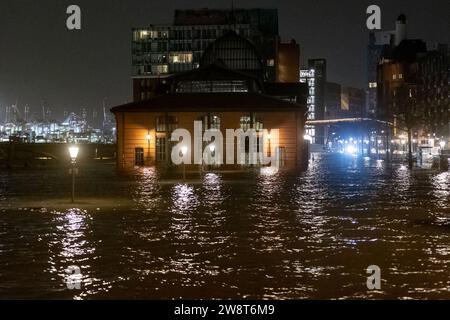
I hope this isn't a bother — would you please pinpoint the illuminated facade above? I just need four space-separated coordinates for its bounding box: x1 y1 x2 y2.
300 69 316 143
132 8 279 102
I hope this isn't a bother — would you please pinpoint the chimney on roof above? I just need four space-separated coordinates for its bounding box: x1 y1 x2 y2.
395 14 407 46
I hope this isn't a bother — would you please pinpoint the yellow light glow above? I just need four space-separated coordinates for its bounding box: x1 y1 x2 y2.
68 146 79 161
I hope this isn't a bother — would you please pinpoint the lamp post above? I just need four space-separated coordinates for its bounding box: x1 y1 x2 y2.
181 146 188 180
68 145 79 203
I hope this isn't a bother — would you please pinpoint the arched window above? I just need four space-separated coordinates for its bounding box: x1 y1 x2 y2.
201 114 221 130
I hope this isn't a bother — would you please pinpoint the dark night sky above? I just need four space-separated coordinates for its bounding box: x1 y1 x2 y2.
0 0 448 119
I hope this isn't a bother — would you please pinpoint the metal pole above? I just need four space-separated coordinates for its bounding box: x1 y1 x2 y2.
71 162 75 203
183 163 186 180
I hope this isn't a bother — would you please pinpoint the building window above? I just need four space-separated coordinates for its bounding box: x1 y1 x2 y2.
369 82 377 88
200 114 221 130
176 80 248 93
254 115 263 131
240 115 252 131
399 74 403 79
135 147 144 166
156 116 178 132
210 115 220 130
156 137 167 162
169 53 193 64
393 74 397 80
151 64 168 75
267 59 275 67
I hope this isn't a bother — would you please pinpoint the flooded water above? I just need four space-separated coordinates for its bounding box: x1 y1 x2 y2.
1 153 450 299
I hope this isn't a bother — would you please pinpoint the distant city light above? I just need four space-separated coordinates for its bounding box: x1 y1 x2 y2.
346 145 357 154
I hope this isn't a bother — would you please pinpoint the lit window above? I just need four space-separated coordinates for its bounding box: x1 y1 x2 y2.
152 64 168 74
169 53 193 64
267 59 275 67
393 74 397 80
399 74 403 79
369 82 377 88
140 30 149 39
240 115 252 131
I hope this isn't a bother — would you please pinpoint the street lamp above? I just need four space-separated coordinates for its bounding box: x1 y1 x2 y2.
181 146 188 180
68 145 79 203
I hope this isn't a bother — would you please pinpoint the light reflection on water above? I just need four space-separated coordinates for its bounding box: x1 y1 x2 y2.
0 153 450 299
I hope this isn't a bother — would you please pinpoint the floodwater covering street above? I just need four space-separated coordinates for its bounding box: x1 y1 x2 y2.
1 153 450 299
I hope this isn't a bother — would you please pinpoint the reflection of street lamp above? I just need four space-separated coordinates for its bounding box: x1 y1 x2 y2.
267 133 272 157
68 145 79 203
146 132 151 161
439 141 446 155
401 139 406 153
181 146 188 180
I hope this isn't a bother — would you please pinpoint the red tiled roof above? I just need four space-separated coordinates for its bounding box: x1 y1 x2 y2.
111 92 307 113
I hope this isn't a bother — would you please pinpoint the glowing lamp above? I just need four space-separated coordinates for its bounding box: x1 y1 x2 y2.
68 146 79 162
346 145 357 154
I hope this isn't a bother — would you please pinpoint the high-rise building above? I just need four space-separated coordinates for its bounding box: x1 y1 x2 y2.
415 44 450 138
276 39 300 83
367 30 395 117
132 8 279 102
367 15 409 118
300 59 326 144
300 68 316 143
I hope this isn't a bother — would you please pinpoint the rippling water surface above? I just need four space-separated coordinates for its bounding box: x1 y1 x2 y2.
1 154 450 299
